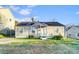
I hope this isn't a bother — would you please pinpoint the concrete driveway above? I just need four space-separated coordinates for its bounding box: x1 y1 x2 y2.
0 38 13 44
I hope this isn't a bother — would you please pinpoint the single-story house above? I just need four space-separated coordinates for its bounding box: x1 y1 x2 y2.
15 22 65 38
65 26 79 39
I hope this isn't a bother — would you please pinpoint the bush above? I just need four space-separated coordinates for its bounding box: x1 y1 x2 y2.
0 30 15 37
51 35 63 40
28 35 34 39
0 34 5 38
28 35 40 39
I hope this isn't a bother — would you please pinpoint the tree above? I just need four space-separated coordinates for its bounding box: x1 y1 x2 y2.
31 17 38 22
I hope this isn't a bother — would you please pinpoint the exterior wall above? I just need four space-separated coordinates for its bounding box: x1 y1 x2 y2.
15 26 65 38
66 27 79 39
0 8 15 30
15 26 29 38
0 23 4 30
34 27 47 37
30 27 38 37
46 26 65 37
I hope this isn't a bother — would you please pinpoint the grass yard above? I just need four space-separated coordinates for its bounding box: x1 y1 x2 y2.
0 38 79 54
0 34 6 38
9 38 79 45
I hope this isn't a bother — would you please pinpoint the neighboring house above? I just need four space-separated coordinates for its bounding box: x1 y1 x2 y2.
15 22 65 38
0 8 15 30
65 26 79 39
0 8 15 34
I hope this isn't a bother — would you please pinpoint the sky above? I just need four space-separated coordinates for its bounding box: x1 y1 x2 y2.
0 5 79 25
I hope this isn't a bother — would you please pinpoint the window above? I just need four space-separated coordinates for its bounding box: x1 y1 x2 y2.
32 30 35 33
56 28 59 33
19 28 23 33
67 34 71 38
77 33 79 37
9 19 11 21
20 30 23 33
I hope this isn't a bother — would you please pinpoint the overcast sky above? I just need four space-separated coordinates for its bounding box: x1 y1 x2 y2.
1 5 79 25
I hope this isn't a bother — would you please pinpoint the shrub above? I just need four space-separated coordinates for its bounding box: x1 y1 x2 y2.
0 34 5 38
28 35 34 39
52 35 63 40
28 35 40 39
0 29 15 37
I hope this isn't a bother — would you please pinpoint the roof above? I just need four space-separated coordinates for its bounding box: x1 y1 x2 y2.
16 22 34 26
65 25 79 31
40 22 64 26
16 22 64 26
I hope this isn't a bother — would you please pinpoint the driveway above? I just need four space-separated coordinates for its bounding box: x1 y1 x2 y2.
0 38 12 44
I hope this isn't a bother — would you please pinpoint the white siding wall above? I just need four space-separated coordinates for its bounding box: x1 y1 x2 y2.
15 26 29 38
15 26 65 38
34 27 47 37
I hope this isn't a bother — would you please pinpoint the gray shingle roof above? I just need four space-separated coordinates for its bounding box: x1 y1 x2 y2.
16 22 34 26
40 22 64 26
16 22 64 26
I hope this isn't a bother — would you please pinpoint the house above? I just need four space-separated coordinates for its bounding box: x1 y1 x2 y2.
0 8 15 30
65 26 79 39
0 8 15 34
15 21 65 38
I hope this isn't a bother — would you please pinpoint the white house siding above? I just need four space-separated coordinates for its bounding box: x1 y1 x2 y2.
46 26 64 37
32 26 64 37
33 27 47 37
15 26 29 38
15 26 48 38
32 28 39 38
15 26 65 38
31 22 48 37
66 27 79 39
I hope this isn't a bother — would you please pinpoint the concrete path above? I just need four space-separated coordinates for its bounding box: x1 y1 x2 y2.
0 38 12 44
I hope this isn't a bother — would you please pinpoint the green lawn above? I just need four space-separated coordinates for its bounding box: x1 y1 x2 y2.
0 38 79 54
0 35 6 38
8 38 79 45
